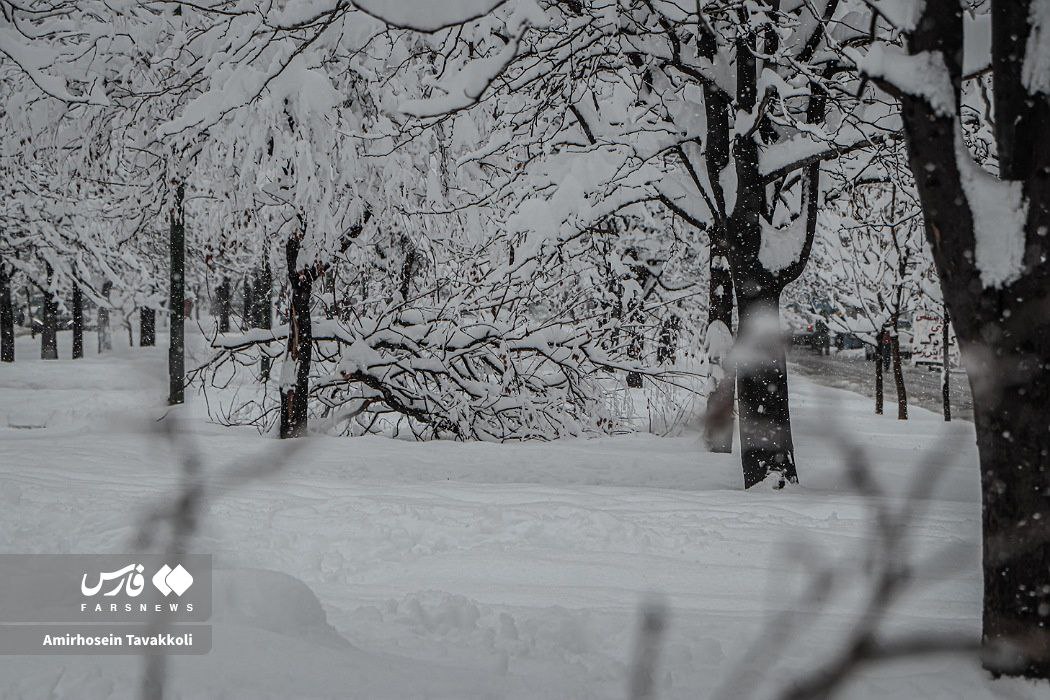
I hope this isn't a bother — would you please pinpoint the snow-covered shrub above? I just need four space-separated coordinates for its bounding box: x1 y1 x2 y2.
195 216 707 441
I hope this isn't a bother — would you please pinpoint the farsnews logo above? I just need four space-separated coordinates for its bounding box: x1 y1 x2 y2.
81 564 146 597
81 563 193 598
152 564 193 597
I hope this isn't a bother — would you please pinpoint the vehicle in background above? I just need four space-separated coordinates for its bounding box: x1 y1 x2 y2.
793 320 831 355
833 331 865 351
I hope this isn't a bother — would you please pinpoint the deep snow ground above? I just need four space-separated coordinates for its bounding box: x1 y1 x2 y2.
0 330 1041 699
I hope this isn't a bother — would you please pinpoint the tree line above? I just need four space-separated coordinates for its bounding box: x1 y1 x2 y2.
1 0 1047 679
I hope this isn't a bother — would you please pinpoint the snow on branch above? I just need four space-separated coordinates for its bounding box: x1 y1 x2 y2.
399 34 523 118
953 130 1028 289
353 0 511 32
397 0 547 117
860 0 925 31
193 226 705 441
858 45 956 117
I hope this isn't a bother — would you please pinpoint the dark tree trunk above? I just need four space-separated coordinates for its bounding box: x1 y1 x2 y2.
891 333 908 420
323 271 336 320
624 249 648 389
255 259 273 382
254 262 272 330
889 206 908 421
897 0 1050 676
399 234 417 303
24 286 34 339
942 306 951 422
970 335 1050 678
97 282 111 354
698 31 738 455
40 265 58 360
625 345 644 388
242 275 255 330
279 236 312 439
725 170 805 490
656 313 680 365
140 307 156 347
216 276 231 333
40 295 58 359
720 23 819 488
874 336 884 415
0 261 13 362
734 283 797 489
71 284 83 359
704 228 736 453
168 183 185 406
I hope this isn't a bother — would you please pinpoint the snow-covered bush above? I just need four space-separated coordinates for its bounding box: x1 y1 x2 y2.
195 213 706 440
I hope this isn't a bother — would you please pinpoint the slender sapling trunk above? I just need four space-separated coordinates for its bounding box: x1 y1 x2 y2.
874 334 884 415
97 282 111 354
279 235 312 438
0 261 13 362
140 307 155 347
891 333 908 420
168 183 185 406
71 284 83 359
942 306 951 422
40 265 58 360
216 276 231 334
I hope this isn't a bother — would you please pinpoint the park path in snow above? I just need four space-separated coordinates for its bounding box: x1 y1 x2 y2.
0 331 1040 699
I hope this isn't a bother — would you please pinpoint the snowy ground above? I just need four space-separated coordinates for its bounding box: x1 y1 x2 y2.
0 331 1042 699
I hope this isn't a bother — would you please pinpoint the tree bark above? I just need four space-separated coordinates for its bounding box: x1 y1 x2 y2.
71 284 83 359
216 276 231 333
896 0 1050 675
24 286 34 339
254 262 272 330
656 313 680 365
971 338 1050 677
168 183 185 406
624 249 647 389
242 275 255 330
279 235 312 438
40 295 58 359
704 228 736 453
254 270 270 331
625 336 644 388
323 270 336 320
942 306 951 422
721 25 818 488
0 261 13 362
734 284 797 489
40 265 58 360
140 307 155 347
724 159 807 489
874 336 884 415
255 259 273 382
891 333 908 420
97 281 111 354
698 31 737 454
399 234 417 303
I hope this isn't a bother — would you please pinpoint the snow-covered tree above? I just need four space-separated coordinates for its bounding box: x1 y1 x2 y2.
392 0 902 486
860 0 1050 676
